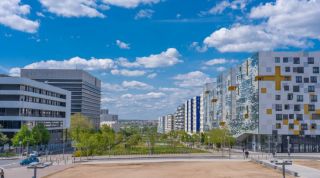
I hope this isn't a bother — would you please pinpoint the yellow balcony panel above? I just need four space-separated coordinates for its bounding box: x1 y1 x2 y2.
266 109 272 115
304 104 309 115
244 113 249 119
294 120 300 125
228 86 237 91
211 98 218 103
293 130 300 135
283 119 289 125
219 121 226 127
261 88 267 93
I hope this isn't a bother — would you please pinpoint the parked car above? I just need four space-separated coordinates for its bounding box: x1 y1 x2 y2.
20 156 39 166
29 151 39 157
0 167 4 178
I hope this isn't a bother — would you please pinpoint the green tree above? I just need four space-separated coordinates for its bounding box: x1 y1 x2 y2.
12 125 35 147
206 128 235 149
32 124 50 145
70 113 93 143
100 125 115 154
0 132 9 151
126 133 142 148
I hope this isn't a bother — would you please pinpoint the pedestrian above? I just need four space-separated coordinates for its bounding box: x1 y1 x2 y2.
245 151 249 159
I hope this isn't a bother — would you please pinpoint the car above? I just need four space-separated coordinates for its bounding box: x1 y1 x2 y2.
20 156 39 166
0 168 4 178
29 151 39 157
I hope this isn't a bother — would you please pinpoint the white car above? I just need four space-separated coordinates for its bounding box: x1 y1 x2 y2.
29 151 39 157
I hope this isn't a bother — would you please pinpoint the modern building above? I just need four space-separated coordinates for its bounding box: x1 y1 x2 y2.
174 104 185 131
21 69 101 129
200 83 216 132
208 51 320 153
157 116 166 134
165 114 174 133
0 75 71 143
100 109 119 132
184 96 201 134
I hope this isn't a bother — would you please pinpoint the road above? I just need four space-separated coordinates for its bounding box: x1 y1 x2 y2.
0 158 22 169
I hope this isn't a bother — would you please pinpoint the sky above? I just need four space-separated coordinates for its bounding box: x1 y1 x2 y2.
0 0 319 120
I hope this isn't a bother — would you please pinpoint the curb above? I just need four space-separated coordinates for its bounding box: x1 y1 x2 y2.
250 159 299 177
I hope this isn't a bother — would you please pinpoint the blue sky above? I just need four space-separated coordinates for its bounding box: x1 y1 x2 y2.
0 0 319 120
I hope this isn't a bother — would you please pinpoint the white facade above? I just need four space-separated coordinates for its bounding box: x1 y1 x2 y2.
165 114 174 133
0 76 71 141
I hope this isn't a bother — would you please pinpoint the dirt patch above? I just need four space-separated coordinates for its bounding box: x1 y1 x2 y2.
294 160 320 170
44 161 294 178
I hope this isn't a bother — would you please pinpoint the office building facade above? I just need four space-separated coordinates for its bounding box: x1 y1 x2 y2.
21 69 101 129
0 76 71 143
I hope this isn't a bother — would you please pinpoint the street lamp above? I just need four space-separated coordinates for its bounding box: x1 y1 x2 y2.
272 160 292 178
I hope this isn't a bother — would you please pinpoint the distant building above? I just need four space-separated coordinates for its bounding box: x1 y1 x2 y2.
157 116 166 134
192 96 201 133
174 104 185 131
200 82 217 132
0 76 71 143
165 114 174 133
100 109 119 131
185 98 193 134
21 69 101 129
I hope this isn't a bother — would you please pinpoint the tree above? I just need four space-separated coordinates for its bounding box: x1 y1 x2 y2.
32 124 50 145
100 125 115 154
126 134 141 148
0 132 9 151
206 128 235 149
70 113 93 143
12 125 35 147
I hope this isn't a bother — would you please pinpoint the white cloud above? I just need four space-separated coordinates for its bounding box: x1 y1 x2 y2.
208 0 248 14
216 66 226 72
202 0 320 52
102 0 160 8
203 24 306 52
136 48 182 68
147 73 157 79
173 71 212 88
111 69 146 77
121 92 165 100
249 0 320 40
9 67 21 76
190 42 208 53
116 40 130 49
122 80 153 90
204 58 237 66
39 0 105 18
116 57 140 68
134 9 154 20
0 0 39 33
102 82 126 92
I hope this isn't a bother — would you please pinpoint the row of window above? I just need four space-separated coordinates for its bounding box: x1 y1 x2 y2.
295 76 318 83
275 123 317 130
275 104 316 112
19 95 66 107
275 57 315 64
275 94 317 102
19 108 66 118
20 85 66 99
283 85 315 92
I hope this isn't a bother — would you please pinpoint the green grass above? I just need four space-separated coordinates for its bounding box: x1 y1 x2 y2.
0 152 17 157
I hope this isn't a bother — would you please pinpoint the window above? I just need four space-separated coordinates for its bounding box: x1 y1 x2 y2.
309 104 315 111
293 86 300 92
276 104 282 111
288 93 293 100
311 123 317 130
289 123 294 130
283 114 288 120
297 67 304 73
276 114 283 120
304 78 309 83
297 95 303 102
283 57 289 63
296 114 303 120
275 95 281 100
293 57 300 64
284 85 289 91
294 104 301 111
285 67 290 72
276 123 281 129
308 57 314 64
296 76 302 83
275 57 280 63
284 104 290 110
308 85 315 92
311 95 317 102
311 76 317 83
289 114 294 119
313 67 319 74
312 114 320 120
301 123 308 130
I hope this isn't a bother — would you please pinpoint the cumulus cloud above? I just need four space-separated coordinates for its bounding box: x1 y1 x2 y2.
0 0 39 33
134 9 154 20
204 58 238 66
173 71 212 88
116 40 130 49
122 80 153 90
102 0 160 8
147 73 157 79
207 0 248 14
39 0 105 18
190 42 208 53
136 48 182 68
102 82 126 92
216 66 226 72
111 69 146 77
202 0 319 52
121 92 165 100
116 57 140 68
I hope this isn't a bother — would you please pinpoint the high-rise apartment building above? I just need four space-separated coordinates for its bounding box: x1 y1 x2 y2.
0 76 71 143
174 104 185 131
21 69 101 129
192 96 201 133
157 116 166 134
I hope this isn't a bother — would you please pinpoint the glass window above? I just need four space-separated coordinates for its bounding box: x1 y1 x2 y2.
276 123 281 129
283 57 289 63
276 104 282 111
294 104 301 111
284 85 289 91
297 95 303 102
301 123 308 130
293 86 300 92
275 95 281 100
275 57 280 63
308 85 315 92
308 57 314 64
309 104 315 111
285 67 290 72
311 76 317 83
313 67 319 74
288 93 293 100
289 114 294 119
296 76 302 83
296 114 303 120
289 123 294 129
284 104 290 110
304 77 309 83
297 67 304 73
276 114 283 120
293 57 300 64
311 95 317 102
